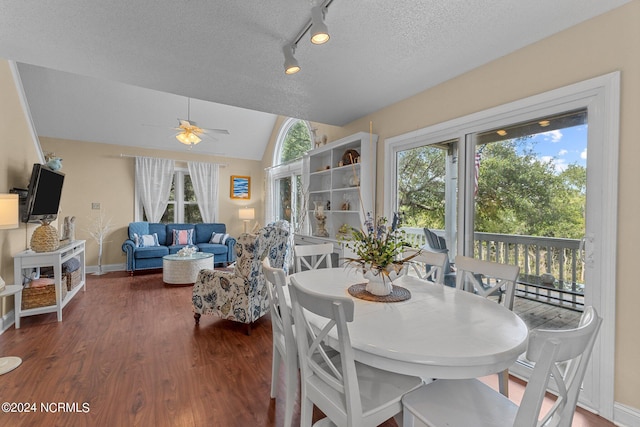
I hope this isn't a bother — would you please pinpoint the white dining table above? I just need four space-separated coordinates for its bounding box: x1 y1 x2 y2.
289 267 529 379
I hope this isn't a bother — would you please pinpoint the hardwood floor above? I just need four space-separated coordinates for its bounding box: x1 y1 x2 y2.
0 271 614 427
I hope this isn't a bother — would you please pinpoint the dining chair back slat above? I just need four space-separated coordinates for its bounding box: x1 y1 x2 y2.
295 243 334 272
454 255 520 310
401 248 448 285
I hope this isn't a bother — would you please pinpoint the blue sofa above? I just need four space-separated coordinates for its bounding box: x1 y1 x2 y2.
122 222 236 274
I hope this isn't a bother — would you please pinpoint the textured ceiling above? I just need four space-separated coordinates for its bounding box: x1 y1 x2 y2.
0 0 630 159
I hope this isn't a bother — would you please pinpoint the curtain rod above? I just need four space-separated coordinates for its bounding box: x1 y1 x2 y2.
119 153 228 167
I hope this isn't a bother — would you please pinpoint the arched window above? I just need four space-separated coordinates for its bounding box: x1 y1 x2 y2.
273 118 313 165
267 119 313 232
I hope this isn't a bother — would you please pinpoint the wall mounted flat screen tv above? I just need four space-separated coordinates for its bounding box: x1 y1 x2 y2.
22 163 65 223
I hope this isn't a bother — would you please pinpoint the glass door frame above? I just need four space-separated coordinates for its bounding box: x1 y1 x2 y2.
385 72 620 418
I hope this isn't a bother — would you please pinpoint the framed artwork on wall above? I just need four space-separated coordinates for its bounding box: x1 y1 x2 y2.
230 175 251 199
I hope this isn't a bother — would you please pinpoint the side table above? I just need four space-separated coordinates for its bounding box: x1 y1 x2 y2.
0 284 23 375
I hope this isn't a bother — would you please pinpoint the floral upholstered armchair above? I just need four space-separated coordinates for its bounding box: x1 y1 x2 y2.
192 223 290 334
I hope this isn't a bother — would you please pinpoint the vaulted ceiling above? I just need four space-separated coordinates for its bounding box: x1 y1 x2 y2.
0 0 630 159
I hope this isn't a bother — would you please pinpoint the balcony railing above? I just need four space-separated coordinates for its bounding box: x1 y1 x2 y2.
402 227 585 311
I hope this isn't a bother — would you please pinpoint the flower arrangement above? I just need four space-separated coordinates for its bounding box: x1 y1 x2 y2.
340 212 418 284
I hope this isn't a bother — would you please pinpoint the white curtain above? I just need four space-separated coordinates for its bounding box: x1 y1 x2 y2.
265 167 276 225
188 161 219 222
135 157 175 222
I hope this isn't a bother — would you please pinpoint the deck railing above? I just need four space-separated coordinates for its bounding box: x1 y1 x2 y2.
402 227 585 311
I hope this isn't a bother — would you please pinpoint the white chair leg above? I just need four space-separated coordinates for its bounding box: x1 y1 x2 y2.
498 369 509 397
300 396 314 427
283 362 297 427
270 346 281 398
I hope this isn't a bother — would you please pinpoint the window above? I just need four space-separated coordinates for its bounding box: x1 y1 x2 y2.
145 170 202 223
267 119 313 230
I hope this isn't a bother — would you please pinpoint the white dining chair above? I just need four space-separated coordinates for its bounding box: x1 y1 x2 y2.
454 255 520 396
289 276 423 427
294 242 334 272
401 248 449 285
262 258 297 427
402 306 602 427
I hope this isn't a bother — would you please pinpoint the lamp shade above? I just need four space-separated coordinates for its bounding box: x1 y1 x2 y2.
0 194 19 229
239 208 255 220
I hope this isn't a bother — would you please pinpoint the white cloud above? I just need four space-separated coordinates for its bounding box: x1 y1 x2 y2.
540 155 554 163
558 149 568 156
580 148 587 160
540 130 563 143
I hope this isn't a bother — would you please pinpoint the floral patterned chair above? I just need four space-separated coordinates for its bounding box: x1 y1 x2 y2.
192 223 290 334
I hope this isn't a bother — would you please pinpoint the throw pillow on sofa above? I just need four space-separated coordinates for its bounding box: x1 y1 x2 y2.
134 233 160 247
210 233 230 244
172 229 194 245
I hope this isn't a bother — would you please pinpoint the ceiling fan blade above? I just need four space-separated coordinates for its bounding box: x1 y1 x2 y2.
202 128 230 135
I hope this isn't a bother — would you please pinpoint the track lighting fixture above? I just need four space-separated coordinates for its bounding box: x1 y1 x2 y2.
282 0 334 75
310 6 330 45
283 44 301 75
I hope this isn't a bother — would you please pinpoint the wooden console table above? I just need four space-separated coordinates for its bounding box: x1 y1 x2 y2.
13 240 86 328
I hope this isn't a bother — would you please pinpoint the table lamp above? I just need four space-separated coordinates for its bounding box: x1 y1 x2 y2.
0 193 22 375
239 207 255 233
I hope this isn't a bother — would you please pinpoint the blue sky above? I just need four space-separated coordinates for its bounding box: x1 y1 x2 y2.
526 124 588 172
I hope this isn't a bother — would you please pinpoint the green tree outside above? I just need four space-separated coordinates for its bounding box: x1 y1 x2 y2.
281 121 312 163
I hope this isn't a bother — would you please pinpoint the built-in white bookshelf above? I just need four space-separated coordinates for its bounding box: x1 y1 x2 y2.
302 131 377 240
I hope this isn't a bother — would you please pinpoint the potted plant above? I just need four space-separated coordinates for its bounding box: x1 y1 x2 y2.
340 213 418 296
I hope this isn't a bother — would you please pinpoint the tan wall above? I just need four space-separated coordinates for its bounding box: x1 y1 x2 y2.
0 61 44 317
38 138 263 268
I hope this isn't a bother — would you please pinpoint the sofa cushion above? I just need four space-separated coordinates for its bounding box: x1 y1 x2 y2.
136 233 160 247
129 222 149 240
172 229 194 245
209 233 230 244
197 243 229 255
195 223 226 244
134 245 169 259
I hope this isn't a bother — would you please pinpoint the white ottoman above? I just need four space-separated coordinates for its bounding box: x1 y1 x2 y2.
163 252 214 284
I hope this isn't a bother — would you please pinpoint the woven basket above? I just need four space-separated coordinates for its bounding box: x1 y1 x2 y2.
22 278 66 309
64 268 82 291
30 223 60 253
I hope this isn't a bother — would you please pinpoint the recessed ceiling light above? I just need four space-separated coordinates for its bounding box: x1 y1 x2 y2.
539 120 550 127
496 130 507 136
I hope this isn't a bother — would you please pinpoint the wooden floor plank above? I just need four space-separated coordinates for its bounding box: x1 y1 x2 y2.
0 271 612 427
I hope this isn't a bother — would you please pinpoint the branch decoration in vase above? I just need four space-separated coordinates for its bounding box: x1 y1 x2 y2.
86 209 112 275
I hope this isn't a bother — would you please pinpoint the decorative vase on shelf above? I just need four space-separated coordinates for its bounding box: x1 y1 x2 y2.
313 202 329 237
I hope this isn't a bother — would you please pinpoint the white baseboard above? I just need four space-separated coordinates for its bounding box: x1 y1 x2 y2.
85 263 126 274
614 402 640 427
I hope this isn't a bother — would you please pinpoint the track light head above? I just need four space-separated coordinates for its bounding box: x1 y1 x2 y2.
283 44 300 75
310 6 330 45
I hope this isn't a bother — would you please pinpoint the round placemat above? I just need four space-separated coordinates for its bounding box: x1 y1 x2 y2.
347 283 411 302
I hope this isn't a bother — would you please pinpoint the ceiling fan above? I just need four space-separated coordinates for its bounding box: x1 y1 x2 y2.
174 98 230 147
